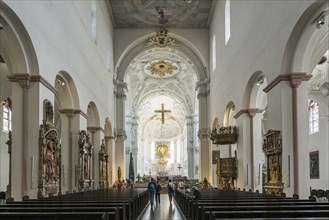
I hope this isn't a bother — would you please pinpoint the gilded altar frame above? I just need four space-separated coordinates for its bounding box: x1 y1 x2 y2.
263 130 284 195
38 100 61 198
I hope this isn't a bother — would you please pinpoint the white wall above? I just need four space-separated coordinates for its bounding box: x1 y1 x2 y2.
4 0 115 126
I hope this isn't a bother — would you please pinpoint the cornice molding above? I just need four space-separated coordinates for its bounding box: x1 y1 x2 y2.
31 75 58 94
8 74 58 94
87 126 102 133
263 73 312 93
234 108 264 119
59 108 88 119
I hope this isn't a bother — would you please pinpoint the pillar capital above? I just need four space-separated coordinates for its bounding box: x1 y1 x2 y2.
197 128 210 140
113 79 128 99
114 128 127 142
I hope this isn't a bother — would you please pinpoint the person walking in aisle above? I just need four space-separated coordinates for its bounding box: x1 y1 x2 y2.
148 178 157 207
156 180 162 204
167 179 175 204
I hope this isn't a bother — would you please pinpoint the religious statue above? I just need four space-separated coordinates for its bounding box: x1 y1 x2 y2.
45 140 56 183
118 166 122 180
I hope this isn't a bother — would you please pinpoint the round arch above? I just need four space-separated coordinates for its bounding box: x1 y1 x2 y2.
0 1 39 74
281 1 329 74
115 32 208 81
104 117 113 137
242 71 267 109
55 71 80 110
223 101 236 126
87 101 100 128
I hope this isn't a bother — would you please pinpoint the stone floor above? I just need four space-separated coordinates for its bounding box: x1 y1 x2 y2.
137 194 186 220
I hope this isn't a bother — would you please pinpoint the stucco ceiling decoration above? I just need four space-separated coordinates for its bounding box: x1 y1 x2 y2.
146 60 178 78
107 0 215 28
145 29 179 48
309 50 329 97
125 46 198 140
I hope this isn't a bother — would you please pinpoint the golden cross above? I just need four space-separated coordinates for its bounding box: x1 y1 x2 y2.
154 103 171 124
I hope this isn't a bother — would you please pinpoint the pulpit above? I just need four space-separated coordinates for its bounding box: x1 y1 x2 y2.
210 125 238 190
263 130 284 195
216 156 237 190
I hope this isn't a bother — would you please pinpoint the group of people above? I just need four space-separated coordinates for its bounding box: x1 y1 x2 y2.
148 178 201 207
147 178 162 207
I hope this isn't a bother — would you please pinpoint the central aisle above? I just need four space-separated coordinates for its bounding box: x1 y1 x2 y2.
137 194 186 220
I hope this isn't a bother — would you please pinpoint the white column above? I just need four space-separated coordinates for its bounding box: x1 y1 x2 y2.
114 80 127 181
186 115 194 179
196 79 211 182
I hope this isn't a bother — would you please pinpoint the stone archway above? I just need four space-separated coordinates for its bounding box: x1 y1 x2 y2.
114 32 210 181
54 71 81 193
86 102 101 188
0 1 39 200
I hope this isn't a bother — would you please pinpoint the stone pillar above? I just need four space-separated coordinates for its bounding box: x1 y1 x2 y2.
186 115 194 179
130 116 138 181
234 109 264 191
87 127 101 189
114 80 128 181
196 79 210 182
104 135 114 186
263 73 311 197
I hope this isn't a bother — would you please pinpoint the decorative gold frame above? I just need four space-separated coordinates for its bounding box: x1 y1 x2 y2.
156 144 169 158
146 60 177 77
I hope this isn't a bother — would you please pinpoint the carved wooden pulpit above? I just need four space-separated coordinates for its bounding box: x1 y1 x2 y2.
38 100 61 198
216 155 237 190
78 130 94 191
263 130 284 195
211 126 238 190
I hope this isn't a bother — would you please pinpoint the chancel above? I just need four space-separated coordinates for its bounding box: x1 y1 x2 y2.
0 0 328 219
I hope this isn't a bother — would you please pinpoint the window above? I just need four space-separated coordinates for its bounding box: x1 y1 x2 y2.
309 100 319 134
91 0 97 43
225 0 231 45
212 35 216 72
2 99 12 132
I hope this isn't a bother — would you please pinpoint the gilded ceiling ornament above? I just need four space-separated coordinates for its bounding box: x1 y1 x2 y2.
147 60 178 77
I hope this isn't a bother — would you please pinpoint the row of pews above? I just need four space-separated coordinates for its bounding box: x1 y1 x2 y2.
0 188 149 220
175 189 329 220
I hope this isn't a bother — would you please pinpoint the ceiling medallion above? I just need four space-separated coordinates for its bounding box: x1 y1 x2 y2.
147 60 178 77
145 29 179 48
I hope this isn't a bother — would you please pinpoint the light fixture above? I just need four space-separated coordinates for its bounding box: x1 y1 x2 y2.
256 75 265 86
56 76 65 86
313 11 327 29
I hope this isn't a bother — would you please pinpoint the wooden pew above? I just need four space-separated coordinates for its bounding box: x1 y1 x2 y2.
209 210 329 219
0 206 119 220
0 212 107 220
4 188 149 220
202 204 329 220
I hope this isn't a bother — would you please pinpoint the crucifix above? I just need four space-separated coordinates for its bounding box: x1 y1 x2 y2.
154 103 171 124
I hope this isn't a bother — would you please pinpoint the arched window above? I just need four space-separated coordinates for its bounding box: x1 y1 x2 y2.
212 35 216 72
309 100 319 134
2 98 12 132
225 0 231 45
91 0 97 43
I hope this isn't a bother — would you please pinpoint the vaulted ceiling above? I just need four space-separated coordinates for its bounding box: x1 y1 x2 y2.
107 0 215 28
125 47 198 140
